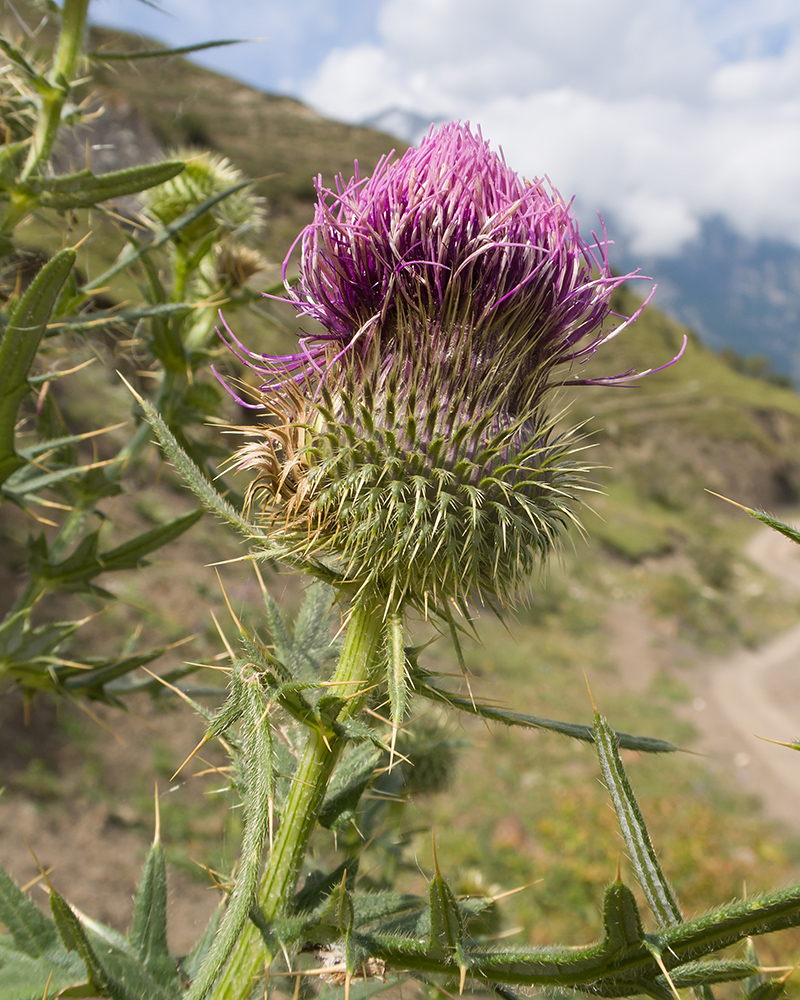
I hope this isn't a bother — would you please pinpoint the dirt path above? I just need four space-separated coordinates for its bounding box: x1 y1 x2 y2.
687 523 800 828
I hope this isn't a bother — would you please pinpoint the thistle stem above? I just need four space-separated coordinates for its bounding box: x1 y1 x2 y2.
21 0 90 181
209 599 385 1000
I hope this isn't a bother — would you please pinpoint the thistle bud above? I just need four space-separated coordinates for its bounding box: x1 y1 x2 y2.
223 123 678 616
143 147 266 247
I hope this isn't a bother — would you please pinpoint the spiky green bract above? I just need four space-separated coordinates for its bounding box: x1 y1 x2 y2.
239 374 586 615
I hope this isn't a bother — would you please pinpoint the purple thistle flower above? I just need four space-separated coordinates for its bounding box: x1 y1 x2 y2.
225 122 683 614
222 121 681 409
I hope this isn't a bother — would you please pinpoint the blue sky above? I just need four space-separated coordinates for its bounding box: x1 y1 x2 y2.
88 0 800 257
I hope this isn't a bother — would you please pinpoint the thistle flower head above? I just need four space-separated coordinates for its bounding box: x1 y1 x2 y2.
223 123 679 616
143 147 266 246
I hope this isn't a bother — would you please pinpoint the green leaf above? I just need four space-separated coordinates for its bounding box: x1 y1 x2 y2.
25 161 185 210
708 493 800 546
2 459 119 502
0 139 30 179
50 887 172 1000
410 669 678 753
46 301 195 333
742 979 790 1000
593 710 682 927
30 510 203 593
131 387 257 536
61 643 183 695
0 609 81 670
291 582 338 673
319 744 382 830
657 884 800 963
0 865 58 958
130 838 177 986
0 950 85 998
428 865 464 961
291 861 358 919
0 38 59 97
663 959 757 988
0 247 75 486
88 38 246 60
93 508 203 574
183 664 275 1000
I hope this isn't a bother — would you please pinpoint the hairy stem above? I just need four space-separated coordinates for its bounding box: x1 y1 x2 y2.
21 0 90 181
208 599 385 1000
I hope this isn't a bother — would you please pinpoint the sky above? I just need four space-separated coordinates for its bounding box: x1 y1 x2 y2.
88 0 800 257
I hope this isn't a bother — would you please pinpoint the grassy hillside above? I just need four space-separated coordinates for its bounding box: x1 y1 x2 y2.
3 4 800 971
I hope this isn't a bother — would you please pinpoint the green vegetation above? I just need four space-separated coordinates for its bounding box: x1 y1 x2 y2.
3 4 800 998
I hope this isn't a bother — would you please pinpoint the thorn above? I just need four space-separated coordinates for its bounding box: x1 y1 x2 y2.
210 610 236 660
171 736 209 781
140 666 202 709
71 230 93 251
24 840 55 894
755 734 800 750
40 970 54 1000
153 783 161 845
432 831 441 877
21 867 55 893
459 965 467 995
584 671 598 713
253 560 269 599
490 881 541 902
650 947 680 1000
705 489 750 512
388 725 398 773
216 569 246 635
118 371 147 407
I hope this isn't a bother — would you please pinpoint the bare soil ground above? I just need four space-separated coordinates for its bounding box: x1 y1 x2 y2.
684 524 800 828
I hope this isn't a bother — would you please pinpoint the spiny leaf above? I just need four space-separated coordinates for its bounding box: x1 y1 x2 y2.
130 386 259 539
708 493 800 546
24 161 185 210
662 960 758 988
410 670 678 753
61 643 184 695
428 866 464 961
88 38 245 60
0 864 57 958
46 301 195 332
319 744 382 830
130 838 176 984
0 247 75 486
183 664 275 1000
593 710 682 926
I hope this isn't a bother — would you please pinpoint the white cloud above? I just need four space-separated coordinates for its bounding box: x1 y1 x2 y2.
89 0 381 93
299 0 800 257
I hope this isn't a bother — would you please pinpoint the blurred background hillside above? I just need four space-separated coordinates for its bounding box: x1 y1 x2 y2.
3 0 800 967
